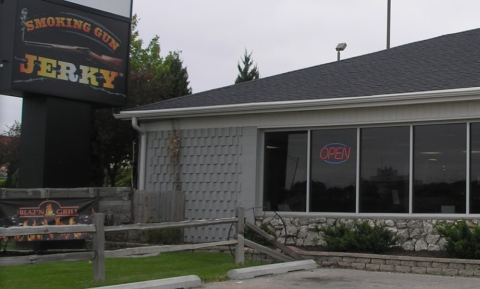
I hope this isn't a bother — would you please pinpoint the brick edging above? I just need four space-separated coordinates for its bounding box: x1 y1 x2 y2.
300 251 480 277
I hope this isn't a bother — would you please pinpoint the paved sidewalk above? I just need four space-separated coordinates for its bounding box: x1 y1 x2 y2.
202 268 479 289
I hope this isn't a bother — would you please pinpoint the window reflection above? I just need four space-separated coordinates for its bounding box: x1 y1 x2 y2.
310 129 356 212
413 124 466 213
360 127 410 213
263 131 307 212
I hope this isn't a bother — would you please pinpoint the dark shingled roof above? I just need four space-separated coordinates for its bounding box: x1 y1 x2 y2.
128 28 480 112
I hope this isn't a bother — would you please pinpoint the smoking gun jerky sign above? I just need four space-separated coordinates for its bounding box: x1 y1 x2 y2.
11 0 130 106
0 198 98 242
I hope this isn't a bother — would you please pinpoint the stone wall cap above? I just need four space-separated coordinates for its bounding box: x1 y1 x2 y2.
298 250 480 265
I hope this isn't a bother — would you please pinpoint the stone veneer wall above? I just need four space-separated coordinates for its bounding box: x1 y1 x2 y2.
259 216 480 251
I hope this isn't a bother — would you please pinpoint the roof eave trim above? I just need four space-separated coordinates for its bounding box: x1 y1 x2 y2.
115 87 480 120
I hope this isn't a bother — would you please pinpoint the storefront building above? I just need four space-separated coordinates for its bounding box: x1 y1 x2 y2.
117 29 480 249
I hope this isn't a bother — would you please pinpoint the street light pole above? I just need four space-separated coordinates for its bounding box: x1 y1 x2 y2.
387 0 391 49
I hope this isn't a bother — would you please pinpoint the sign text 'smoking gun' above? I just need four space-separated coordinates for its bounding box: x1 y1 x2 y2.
24 40 123 71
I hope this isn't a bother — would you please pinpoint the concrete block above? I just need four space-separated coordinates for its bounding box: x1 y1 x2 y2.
442 269 459 276
395 265 411 273
337 262 352 267
86 275 202 289
370 259 385 265
426 268 443 275
466 264 480 270
459 269 475 277
379 265 395 272
449 263 465 270
355 258 370 264
400 260 415 267
386 259 401 265
431 262 449 269
351 263 366 270
416 261 432 268
227 260 317 280
321 261 338 267
411 267 427 274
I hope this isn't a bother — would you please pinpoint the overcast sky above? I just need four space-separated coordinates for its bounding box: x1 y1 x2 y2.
2 0 480 131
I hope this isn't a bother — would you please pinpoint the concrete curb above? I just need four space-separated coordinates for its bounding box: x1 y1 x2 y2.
227 259 318 280
86 275 202 289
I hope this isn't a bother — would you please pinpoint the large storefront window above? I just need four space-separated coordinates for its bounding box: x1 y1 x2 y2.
310 129 356 212
263 131 308 212
471 123 480 213
360 127 410 213
263 123 478 215
413 124 466 213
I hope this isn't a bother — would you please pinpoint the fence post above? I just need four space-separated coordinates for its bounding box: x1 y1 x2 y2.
93 213 105 282
235 206 245 265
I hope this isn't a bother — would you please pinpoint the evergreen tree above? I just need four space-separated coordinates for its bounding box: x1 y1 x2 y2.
164 51 192 98
235 49 260 84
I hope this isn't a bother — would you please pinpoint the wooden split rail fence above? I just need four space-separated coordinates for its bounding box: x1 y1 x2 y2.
0 208 246 282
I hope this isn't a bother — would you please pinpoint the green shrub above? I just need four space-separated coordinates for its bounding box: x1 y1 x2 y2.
319 221 397 254
436 220 480 259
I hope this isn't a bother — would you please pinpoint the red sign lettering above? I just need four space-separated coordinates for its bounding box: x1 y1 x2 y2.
319 143 351 164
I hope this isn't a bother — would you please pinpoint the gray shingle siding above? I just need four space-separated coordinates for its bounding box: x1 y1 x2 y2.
146 126 257 242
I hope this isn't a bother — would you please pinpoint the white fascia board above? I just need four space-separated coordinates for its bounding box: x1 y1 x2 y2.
114 87 480 121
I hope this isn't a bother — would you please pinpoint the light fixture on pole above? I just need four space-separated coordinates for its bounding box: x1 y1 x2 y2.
336 43 347 61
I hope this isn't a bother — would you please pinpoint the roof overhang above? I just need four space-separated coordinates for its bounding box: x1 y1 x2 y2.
115 87 480 121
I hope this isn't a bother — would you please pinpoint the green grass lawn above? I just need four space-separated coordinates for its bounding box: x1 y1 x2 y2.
0 251 263 289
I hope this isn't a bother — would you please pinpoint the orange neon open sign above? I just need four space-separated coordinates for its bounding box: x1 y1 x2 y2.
319 143 352 164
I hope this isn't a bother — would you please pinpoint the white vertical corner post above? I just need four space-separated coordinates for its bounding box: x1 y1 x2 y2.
93 213 106 282
132 117 147 190
235 207 245 265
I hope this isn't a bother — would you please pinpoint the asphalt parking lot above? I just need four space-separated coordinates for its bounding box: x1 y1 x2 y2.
202 268 480 289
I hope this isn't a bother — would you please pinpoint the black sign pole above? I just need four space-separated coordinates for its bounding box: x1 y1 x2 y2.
20 93 92 188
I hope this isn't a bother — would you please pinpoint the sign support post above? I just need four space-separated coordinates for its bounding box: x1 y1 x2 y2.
20 94 92 188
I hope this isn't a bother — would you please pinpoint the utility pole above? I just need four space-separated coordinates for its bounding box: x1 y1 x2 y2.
387 0 391 49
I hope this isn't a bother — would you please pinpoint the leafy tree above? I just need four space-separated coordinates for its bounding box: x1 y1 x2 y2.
91 15 192 187
235 49 260 84
0 121 21 188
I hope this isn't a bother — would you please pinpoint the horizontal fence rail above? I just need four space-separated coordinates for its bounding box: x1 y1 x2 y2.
0 209 245 283
0 219 237 236
0 252 95 266
104 240 238 258
104 218 238 232
0 224 97 237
